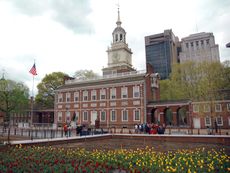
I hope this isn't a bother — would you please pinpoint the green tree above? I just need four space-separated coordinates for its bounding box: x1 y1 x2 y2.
0 78 29 143
35 72 67 109
222 60 230 89
74 70 99 80
160 61 227 101
0 78 29 123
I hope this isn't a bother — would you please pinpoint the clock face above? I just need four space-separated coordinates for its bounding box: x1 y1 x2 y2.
112 52 120 63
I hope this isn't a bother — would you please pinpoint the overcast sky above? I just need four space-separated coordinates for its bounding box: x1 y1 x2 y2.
0 0 229 96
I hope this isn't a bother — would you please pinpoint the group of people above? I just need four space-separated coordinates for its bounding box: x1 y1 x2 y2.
63 123 87 137
135 123 165 135
63 123 72 137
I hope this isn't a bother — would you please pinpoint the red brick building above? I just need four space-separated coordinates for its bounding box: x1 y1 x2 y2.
54 9 160 128
147 100 230 130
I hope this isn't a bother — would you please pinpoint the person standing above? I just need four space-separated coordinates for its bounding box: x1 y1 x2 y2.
63 124 68 137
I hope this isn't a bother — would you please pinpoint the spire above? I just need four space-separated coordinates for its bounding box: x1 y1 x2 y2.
116 6 122 27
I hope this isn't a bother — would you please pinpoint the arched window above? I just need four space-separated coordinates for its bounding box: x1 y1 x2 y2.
115 34 118 42
120 34 123 41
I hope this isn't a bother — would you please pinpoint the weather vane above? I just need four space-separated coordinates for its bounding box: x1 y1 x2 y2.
116 0 120 9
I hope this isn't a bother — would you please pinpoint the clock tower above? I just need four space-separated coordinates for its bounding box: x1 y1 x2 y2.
102 7 135 76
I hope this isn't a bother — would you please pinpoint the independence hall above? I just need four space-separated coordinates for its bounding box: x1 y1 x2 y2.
53 9 230 131
54 9 160 128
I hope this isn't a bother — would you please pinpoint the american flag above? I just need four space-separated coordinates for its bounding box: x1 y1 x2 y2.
29 63 37 76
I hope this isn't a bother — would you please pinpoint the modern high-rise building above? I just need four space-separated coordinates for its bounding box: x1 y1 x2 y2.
145 30 179 80
179 32 220 63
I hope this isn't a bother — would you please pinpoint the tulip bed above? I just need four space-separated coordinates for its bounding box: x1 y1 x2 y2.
0 144 229 173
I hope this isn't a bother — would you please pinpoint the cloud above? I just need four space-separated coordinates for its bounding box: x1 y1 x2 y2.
196 0 230 61
7 0 93 34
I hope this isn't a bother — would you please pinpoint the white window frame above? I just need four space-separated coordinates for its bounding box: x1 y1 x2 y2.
215 104 222 112
58 93 63 103
100 89 106 100
110 110 116 122
121 87 128 99
91 90 97 101
110 88 116 99
133 86 140 98
66 111 70 122
133 109 140 121
193 104 199 113
204 116 211 126
73 111 79 122
216 116 223 126
122 109 128 121
83 91 88 101
66 93 71 102
227 103 230 112
204 104 210 112
74 92 79 102
83 111 88 121
58 112 62 122
100 111 106 122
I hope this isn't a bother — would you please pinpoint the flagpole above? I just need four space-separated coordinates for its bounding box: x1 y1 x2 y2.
31 75 34 126
29 60 37 127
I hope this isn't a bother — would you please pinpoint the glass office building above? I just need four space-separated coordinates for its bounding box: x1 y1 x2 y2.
145 30 179 79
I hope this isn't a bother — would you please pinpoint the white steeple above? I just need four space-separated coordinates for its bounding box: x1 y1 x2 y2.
102 6 135 76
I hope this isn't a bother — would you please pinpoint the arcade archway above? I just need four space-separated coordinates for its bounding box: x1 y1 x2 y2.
150 108 159 124
177 107 188 126
164 108 173 126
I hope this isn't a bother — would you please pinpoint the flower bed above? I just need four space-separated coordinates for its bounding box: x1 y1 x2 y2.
0 144 229 173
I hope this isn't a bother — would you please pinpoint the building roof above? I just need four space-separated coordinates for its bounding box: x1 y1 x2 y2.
147 99 191 107
56 70 146 91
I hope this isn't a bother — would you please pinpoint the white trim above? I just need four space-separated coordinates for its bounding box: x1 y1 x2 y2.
122 109 128 121
66 93 71 102
110 88 116 100
133 109 140 121
57 80 145 92
83 111 88 121
204 116 211 126
83 91 88 101
215 104 222 112
74 92 79 102
133 85 140 98
100 111 106 122
58 112 62 122
216 116 223 126
193 104 199 113
121 87 128 99
110 110 117 122
227 103 230 112
91 90 97 101
203 104 210 112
